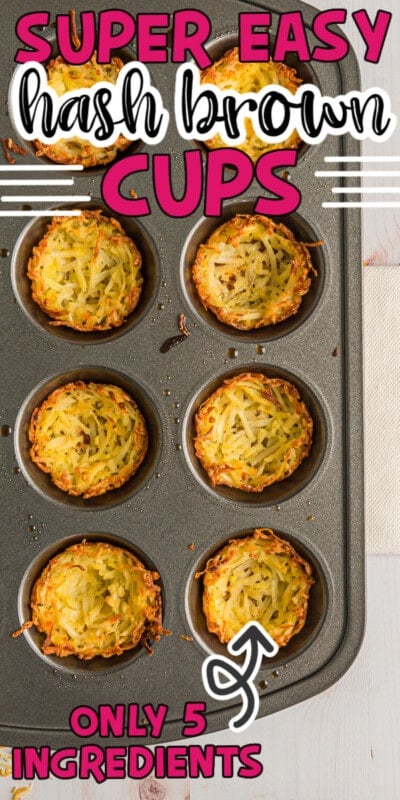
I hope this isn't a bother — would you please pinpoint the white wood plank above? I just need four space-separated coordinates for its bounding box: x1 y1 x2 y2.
0 768 190 800
364 267 400 552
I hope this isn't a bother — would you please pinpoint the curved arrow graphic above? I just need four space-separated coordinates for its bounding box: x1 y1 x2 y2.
202 621 279 733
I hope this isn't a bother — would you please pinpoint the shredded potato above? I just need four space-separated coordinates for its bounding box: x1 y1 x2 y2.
11 787 32 800
0 747 12 777
29 381 148 498
27 541 164 659
28 211 143 331
199 528 314 646
193 214 315 329
194 373 312 492
35 54 130 167
200 47 302 160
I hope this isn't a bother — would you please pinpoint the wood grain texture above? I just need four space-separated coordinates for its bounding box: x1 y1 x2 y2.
0 769 190 800
363 267 400 552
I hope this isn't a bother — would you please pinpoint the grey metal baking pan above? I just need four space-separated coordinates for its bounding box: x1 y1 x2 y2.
0 0 364 745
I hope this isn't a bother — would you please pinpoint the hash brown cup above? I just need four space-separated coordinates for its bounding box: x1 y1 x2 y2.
34 54 131 167
27 210 143 332
199 528 314 647
192 213 315 330
200 46 302 161
194 372 313 492
29 540 163 659
29 380 148 499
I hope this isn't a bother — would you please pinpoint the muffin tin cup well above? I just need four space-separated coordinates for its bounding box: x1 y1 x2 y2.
8 37 143 173
11 200 160 345
17 531 166 675
14 366 162 510
182 363 329 507
192 30 322 165
180 197 325 342
185 527 327 668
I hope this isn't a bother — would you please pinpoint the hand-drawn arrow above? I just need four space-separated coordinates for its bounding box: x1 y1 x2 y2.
201 621 279 733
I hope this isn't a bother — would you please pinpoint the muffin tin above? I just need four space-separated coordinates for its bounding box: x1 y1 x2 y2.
0 0 364 746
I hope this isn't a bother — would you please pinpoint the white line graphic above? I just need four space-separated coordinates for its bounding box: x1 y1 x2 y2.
325 156 400 163
0 165 84 215
0 210 82 217
1 195 90 203
316 170 400 177
332 187 400 194
0 165 84 171
319 157 400 207
323 201 400 208
0 180 74 186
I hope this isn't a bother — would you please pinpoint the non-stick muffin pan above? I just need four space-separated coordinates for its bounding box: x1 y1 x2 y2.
0 0 364 746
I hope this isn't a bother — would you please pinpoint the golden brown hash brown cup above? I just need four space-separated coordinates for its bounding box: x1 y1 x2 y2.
29 381 148 499
199 528 314 646
29 541 163 659
194 372 313 492
27 210 143 332
192 214 315 330
200 47 302 161
35 54 131 167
